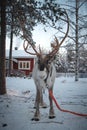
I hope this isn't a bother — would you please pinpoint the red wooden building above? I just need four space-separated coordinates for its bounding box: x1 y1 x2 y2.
6 49 36 77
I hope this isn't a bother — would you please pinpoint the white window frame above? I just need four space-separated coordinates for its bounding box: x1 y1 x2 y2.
18 61 30 70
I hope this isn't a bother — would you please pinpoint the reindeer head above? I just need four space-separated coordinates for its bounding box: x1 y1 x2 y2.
23 36 61 72
37 54 49 71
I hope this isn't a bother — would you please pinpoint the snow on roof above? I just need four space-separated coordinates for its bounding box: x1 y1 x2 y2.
6 49 36 58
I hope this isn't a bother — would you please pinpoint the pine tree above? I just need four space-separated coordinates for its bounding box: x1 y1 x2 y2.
0 0 7 94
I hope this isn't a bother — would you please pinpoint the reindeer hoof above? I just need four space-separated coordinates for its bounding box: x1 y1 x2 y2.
41 105 47 108
49 109 55 119
49 115 56 119
40 102 47 108
31 117 40 121
42 106 47 108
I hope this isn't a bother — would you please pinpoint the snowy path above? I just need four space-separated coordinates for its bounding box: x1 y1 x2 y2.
0 77 87 130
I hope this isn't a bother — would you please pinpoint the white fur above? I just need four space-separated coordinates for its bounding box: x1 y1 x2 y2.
32 58 56 120
46 63 56 89
32 61 56 90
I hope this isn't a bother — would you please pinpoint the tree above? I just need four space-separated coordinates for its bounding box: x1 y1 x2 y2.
79 46 87 73
59 0 87 81
0 0 7 94
8 10 14 76
70 0 87 81
66 43 75 73
55 51 67 73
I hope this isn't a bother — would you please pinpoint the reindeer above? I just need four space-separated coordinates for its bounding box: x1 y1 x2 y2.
19 10 69 121
31 42 58 121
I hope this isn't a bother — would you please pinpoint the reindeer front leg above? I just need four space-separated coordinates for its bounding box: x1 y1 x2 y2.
32 88 40 121
49 88 55 119
39 89 47 108
34 81 47 109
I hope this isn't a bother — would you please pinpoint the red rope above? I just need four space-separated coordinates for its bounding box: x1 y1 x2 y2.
49 90 87 117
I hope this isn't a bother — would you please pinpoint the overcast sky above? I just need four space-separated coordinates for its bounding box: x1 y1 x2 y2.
6 26 57 50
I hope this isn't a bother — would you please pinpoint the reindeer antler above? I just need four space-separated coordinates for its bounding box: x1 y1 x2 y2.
47 10 69 58
23 40 40 56
18 9 69 58
17 14 41 56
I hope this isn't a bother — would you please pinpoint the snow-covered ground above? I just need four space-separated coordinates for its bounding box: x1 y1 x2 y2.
0 77 87 130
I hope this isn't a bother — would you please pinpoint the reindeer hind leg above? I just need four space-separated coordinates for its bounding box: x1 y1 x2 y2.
49 89 55 119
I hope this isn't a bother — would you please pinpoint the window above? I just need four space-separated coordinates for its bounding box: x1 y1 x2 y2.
20 62 22 68
18 61 30 70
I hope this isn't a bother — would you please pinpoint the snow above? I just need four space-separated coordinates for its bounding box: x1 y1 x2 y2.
6 49 36 58
0 76 87 130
